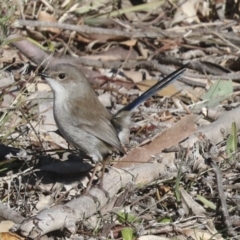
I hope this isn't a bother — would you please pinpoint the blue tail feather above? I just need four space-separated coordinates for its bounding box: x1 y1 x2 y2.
115 64 188 116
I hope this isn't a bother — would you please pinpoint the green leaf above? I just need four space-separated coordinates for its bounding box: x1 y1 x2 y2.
159 217 171 223
117 212 137 224
197 195 216 210
85 1 164 20
121 227 134 240
226 122 238 161
196 79 233 109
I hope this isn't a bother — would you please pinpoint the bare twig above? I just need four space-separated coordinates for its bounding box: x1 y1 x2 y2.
210 160 238 238
13 20 181 39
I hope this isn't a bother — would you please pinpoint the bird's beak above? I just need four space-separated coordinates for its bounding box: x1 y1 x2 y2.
37 72 49 78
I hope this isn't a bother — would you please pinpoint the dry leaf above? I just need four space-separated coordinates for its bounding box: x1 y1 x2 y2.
171 0 200 26
122 70 145 83
48 132 68 148
0 221 15 232
83 46 138 61
35 194 54 212
115 114 198 169
137 41 149 59
179 187 207 216
137 80 179 97
1 48 27 64
98 92 111 107
198 0 211 17
138 236 169 240
37 82 51 92
1 87 20 108
37 11 60 34
0 232 25 240
0 73 14 88
181 228 224 240
76 33 91 43
120 39 137 47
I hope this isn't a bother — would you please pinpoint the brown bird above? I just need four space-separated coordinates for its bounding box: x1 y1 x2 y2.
38 64 187 162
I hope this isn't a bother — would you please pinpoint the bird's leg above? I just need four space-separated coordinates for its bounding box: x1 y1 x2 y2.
97 158 110 198
84 160 109 198
85 162 100 194
99 159 106 189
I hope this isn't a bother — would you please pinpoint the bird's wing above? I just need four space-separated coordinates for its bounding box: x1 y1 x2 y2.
79 119 124 153
71 107 124 153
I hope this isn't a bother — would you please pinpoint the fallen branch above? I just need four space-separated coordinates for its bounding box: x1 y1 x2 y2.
181 106 240 148
14 162 174 238
13 20 181 39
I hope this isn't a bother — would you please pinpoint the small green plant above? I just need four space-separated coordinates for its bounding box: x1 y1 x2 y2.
226 122 238 162
117 211 137 224
0 1 16 46
121 227 134 240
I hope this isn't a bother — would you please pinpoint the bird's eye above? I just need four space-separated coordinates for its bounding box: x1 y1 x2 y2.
58 73 66 79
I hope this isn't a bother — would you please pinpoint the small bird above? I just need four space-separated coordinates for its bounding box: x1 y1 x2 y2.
38 64 187 162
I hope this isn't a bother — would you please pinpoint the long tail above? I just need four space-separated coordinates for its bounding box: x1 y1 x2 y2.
115 63 188 115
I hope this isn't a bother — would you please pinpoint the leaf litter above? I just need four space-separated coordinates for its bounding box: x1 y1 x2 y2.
0 0 240 239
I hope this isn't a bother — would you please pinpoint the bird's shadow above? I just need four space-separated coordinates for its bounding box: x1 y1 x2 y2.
0 145 94 191
34 152 94 186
